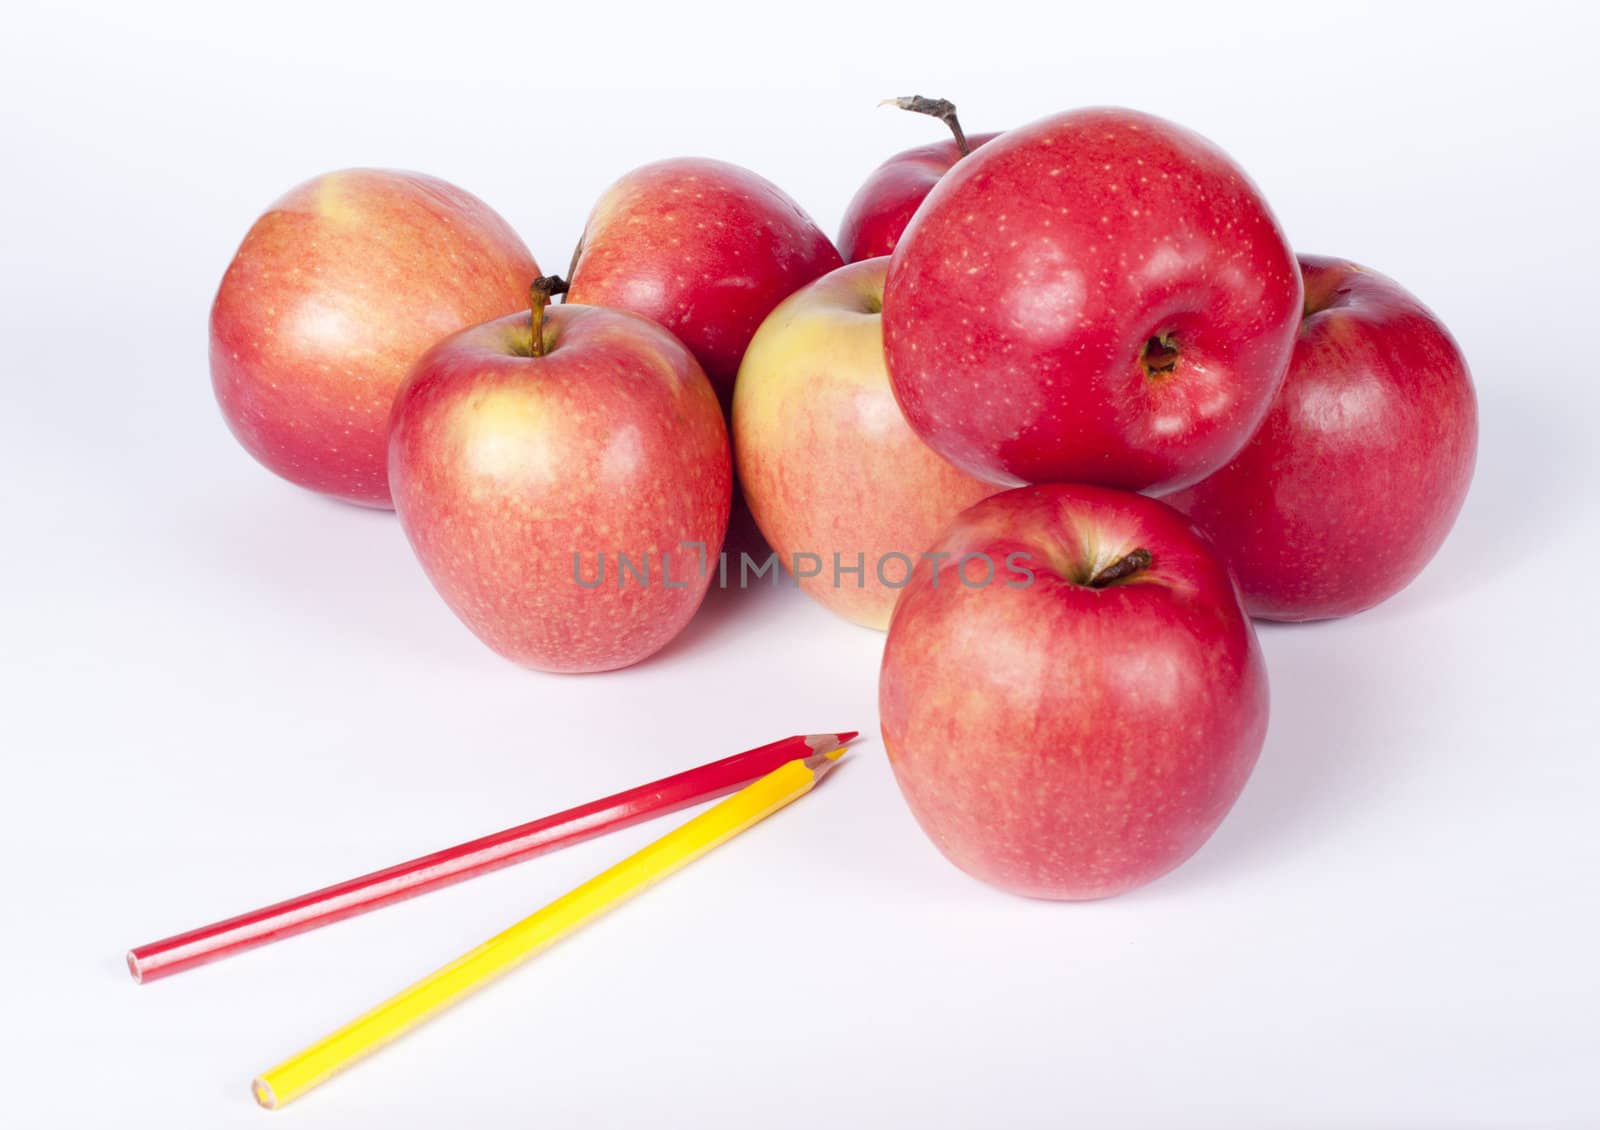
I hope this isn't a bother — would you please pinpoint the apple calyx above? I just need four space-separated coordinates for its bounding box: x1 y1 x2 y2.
883 95 970 157
1141 332 1181 379
528 275 570 358
1087 547 1152 587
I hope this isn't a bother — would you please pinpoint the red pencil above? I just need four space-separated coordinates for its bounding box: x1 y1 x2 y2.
126 732 856 983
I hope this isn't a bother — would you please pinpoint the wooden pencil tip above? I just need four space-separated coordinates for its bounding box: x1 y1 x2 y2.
805 731 859 752
803 748 848 776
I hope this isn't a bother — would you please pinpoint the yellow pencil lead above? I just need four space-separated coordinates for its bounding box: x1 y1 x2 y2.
803 748 848 776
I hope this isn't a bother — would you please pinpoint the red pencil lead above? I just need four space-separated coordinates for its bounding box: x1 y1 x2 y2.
804 731 859 752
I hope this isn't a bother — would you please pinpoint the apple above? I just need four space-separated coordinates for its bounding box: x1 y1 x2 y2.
879 483 1269 899
565 157 843 409
1165 255 1478 621
882 107 1303 494
838 96 1000 262
732 257 999 629
210 168 540 507
388 279 731 673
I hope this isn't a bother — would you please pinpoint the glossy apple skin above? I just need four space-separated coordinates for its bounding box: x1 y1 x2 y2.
211 169 539 507
882 107 1302 494
732 258 998 629
880 484 1269 899
837 132 1000 262
388 305 730 673
565 157 843 409
1165 256 1477 621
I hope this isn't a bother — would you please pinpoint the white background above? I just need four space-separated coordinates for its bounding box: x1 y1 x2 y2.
3 1 1597 1125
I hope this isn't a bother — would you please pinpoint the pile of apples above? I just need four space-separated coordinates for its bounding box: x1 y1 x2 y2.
210 99 1477 900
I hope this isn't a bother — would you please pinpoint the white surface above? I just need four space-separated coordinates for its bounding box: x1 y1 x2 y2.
3 1 1597 1125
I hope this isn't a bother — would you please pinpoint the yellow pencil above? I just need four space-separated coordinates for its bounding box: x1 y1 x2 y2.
251 746 846 1109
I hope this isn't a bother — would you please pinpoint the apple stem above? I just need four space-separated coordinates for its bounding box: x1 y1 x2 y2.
561 234 585 303
529 275 569 358
883 95 970 157
1089 548 1152 587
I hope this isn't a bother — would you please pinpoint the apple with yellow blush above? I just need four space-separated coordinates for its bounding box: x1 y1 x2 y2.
389 280 731 673
732 257 998 628
211 168 539 506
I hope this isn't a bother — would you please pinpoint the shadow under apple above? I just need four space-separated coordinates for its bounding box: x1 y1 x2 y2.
164 482 471 662
1395 382 1583 610
1145 621 1409 897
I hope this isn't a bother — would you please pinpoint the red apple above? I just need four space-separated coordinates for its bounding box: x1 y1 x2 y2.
732 257 999 629
838 96 1000 262
565 157 843 409
211 168 539 507
388 281 730 673
879 483 1269 899
1165 256 1478 621
882 107 1302 494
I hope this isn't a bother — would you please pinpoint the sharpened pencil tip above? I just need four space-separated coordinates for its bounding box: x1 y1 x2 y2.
805 731 859 752
803 748 848 776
